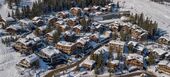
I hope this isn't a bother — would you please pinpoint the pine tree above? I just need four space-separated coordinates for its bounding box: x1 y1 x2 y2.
15 7 21 19
11 10 15 18
8 12 11 17
34 27 40 36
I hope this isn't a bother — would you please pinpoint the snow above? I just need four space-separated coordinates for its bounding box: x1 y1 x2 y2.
82 60 95 66
0 0 37 18
41 46 61 57
127 53 143 63
0 38 22 77
153 48 167 56
114 0 170 36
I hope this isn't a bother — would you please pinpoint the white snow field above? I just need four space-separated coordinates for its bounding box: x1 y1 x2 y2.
114 0 170 36
0 0 39 77
0 39 22 77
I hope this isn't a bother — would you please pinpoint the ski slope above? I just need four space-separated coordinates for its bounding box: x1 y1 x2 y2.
114 0 170 36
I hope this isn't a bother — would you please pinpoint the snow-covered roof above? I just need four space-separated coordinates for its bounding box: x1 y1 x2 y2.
19 19 33 25
41 46 60 57
25 54 39 63
159 35 170 41
109 40 125 46
76 37 90 45
6 24 21 30
121 22 132 27
158 60 169 65
17 38 36 46
58 11 69 15
38 25 47 31
47 30 57 36
83 60 95 66
83 7 90 11
56 20 64 25
32 17 41 21
73 25 82 30
70 7 81 11
26 33 40 42
69 17 77 21
57 41 76 47
92 6 100 10
100 7 107 11
120 16 129 21
127 54 143 63
3 17 15 22
65 30 75 36
153 48 167 56
110 60 119 65
128 41 139 46
136 44 145 51
94 46 108 54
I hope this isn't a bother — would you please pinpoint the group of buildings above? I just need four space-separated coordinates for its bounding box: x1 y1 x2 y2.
0 1 170 76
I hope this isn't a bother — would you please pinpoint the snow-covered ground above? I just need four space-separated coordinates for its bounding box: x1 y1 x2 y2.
0 0 37 18
0 38 22 77
114 0 170 36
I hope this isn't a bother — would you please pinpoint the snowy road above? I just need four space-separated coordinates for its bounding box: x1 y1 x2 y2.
114 0 170 35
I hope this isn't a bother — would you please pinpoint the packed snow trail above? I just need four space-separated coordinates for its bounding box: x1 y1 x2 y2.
114 0 170 35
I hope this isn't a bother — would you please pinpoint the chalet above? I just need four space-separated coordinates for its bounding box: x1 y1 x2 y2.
157 35 170 45
135 44 145 55
128 41 139 47
48 17 58 26
19 19 35 30
18 54 39 68
105 4 112 12
0 17 16 28
46 30 57 42
6 24 22 34
92 6 100 11
81 60 95 70
120 22 132 33
93 13 118 21
32 17 44 26
152 48 168 60
83 7 91 13
39 46 62 63
64 30 76 41
109 40 125 53
57 11 70 19
130 24 148 41
89 33 99 42
107 60 119 69
158 60 170 75
73 25 82 34
35 25 47 35
93 46 109 63
54 20 68 32
55 41 77 54
120 16 130 22
67 17 77 27
70 7 82 16
76 37 90 48
126 54 143 68
13 38 35 54
13 34 40 55
100 7 108 12
109 22 119 32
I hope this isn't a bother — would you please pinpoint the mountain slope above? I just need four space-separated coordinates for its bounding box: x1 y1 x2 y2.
114 0 170 35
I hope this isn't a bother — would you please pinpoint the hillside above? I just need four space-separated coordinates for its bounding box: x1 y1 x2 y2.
114 0 170 36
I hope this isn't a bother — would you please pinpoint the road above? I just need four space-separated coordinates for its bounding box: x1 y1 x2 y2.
43 38 111 77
